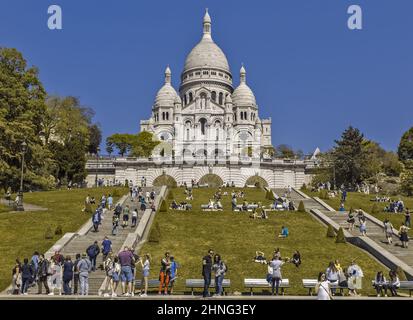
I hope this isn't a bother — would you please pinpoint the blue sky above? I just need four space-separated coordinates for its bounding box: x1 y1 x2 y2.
1 0 412 154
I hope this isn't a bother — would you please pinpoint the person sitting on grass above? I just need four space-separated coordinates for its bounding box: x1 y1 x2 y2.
242 200 249 211
291 251 301 267
170 200 179 210
254 251 267 264
215 200 223 210
278 226 289 238
261 208 268 219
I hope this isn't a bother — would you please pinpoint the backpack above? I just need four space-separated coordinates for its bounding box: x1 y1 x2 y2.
87 245 96 257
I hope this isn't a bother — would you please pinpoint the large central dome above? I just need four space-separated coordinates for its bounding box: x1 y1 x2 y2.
182 10 230 73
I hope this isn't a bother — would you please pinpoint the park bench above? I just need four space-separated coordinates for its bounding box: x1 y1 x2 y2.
302 279 348 296
134 279 161 293
244 278 289 295
201 204 223 211
185 279 231 295
371 280 413 297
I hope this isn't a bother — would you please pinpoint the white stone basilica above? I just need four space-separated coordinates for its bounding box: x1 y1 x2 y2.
86 10 316 188
140 10 272 159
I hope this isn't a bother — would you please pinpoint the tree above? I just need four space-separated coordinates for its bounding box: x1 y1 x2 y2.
297 201 305 212
88 123 102 154
276 144 295 159
106 140 114 156
131 131 160 158
398 127 413 162
332 126 368 188
400 160 413 196
159 200 167 213
106 133 134 157
382 152 403 177
0 47 55 191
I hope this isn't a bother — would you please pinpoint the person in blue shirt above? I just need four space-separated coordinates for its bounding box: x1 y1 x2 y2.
92 209 101 232
278 226 289 238
101 236 112 266
168 256 178 295
107 194 113 210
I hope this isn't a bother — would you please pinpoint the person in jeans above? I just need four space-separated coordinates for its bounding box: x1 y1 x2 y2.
158 252 171 295
326 261 339 295
37 254 50 294
73 254 81 294
212 254 227 296
374 271 388 297
202 249 214 297
101 236 112 268
118 246 135 296
62 256 74 295
87 241 100 271
21 258 33 295
78 253 92 295
388 270 400 296
270 255 286 295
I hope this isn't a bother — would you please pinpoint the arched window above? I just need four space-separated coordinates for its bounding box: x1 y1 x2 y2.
211 91 216 102
162 112 165 120
189 92 193 102
199 118 207 135
166 112 169 121
186 128 190 140
219 92 223 105
184 95 187 106
216 128 219 141
240 112 244 120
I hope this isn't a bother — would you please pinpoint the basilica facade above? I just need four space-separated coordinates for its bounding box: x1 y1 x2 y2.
140 10 272 159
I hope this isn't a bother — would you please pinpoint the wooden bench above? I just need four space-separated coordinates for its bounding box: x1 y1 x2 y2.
302 279 347 296
185 279 231 295
244 278 289 295
371 280 413 297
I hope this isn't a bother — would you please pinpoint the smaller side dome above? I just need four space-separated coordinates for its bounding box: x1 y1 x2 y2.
225 94 232 103
232 65 256 106
154 66 178 106
174 95 182 104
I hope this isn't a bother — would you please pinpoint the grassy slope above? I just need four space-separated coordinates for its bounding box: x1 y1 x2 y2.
0 187 127 291
141 187 385 295
304 190 413 235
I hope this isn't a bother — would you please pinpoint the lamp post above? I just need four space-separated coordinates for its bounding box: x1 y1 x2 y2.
95 147 100 187
16 141 27 211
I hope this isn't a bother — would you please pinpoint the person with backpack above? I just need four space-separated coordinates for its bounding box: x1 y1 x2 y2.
78 253 92 295
73 254 81 295
212 254 227 296
92 209 102 232
101 236 112 267
37 254 50 295
87 241 100 272
30 251 39 286
112 214 120 235
62 256 74 295
114 203 122 218
21 258 33 295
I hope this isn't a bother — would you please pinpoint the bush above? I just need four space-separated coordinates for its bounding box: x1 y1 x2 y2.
167 190 174 200
326 225 336 238
148 222 161 243
267 190 275 201
371 203 380 214
159 200 167 213
124 179 129 187
335 227 346 243
319 189 329 200
301 183 307 191
45 227 54 240
297 201 306 212
55 225 63 235
111 189 121 198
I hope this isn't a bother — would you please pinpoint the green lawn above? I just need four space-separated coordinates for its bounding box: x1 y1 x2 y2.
304 189 413 235
0 186 127 291
140 187 386 296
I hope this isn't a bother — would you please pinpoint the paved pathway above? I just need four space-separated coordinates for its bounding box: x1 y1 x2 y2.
0 198 48 212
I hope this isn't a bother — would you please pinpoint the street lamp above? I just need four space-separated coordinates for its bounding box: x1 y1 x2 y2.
95 147 100 187
16 141 27 211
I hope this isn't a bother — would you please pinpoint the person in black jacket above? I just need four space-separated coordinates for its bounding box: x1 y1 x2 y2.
37 254 50 294
202 249 214 298
21 258 33 294
73 254 81 294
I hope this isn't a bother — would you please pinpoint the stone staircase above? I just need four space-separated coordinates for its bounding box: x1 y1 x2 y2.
20 187 160 296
